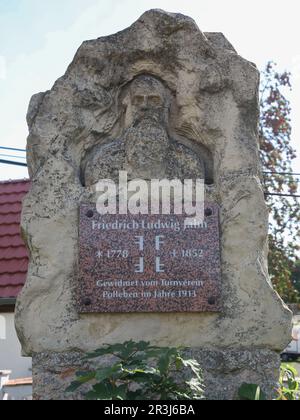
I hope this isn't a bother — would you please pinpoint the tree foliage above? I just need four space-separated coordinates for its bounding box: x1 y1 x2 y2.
259 62 300 303
291 260 300 295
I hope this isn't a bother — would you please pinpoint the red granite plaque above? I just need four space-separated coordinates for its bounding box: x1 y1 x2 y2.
78 204 222 313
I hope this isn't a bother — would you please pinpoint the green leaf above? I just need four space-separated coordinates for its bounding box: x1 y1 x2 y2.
84 346 114 359
238 383 267 401
126 390 148 400
141 349 162 359
76 370 96 383
123 367 158 376
85 391 101 400
287 378 299 391
186 378 205 395
158 348 178 375
117 341 137 359
133 341 151 352
95 363 123 381
282 364 298 377
175 356 184 370
180 358 202 379
66 381 83 393
255 387 261 401
115 384 128 400
86 381 116 400
115 340 151 359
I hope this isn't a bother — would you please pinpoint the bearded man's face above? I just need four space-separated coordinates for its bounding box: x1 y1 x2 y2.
124 76 171 179
127 76 170 126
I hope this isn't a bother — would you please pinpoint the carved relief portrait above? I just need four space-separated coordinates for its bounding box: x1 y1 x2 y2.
83 75 209 186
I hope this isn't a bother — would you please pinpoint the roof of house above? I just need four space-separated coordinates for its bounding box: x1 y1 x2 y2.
0 180 30 300
5 377 33 387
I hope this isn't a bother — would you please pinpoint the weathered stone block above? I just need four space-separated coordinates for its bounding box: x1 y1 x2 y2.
16 9 292 400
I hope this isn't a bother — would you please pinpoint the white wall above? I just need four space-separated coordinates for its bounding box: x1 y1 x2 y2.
0 313 32 379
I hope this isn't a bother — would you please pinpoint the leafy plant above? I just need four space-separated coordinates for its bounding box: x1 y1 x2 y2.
66 341 204 400
239 364 300 401
277 364 300 400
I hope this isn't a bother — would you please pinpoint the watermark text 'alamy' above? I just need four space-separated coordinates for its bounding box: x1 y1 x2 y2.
96 171 205 225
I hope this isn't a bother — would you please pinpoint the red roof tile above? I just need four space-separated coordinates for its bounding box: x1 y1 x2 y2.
0 285 24 299
0 202 22 214
0 235 26 248
0 273 28 286
0 224 23 237
0 247 28 260
0 258 28 274
0 214 21 225
0 192 27 205
0 180 30 299
5 377 33 387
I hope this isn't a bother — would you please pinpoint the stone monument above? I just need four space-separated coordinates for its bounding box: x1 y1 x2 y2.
16 10 292 400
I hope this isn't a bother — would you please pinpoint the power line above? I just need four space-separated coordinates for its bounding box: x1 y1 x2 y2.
0 159 299 197
263 171 300 176
0 159 27 167
0 154 26 160
0 146 26 153
265 192 300 198
264 179 300 184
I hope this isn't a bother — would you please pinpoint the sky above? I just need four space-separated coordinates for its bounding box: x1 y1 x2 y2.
0 0 299 181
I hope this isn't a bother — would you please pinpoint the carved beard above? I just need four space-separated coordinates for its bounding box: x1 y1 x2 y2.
125 117 170 180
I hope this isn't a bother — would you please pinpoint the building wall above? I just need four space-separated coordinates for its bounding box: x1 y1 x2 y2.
0 312 32 379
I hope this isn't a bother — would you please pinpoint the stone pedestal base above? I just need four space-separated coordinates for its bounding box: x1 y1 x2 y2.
32 349 281 400
190 349 280 400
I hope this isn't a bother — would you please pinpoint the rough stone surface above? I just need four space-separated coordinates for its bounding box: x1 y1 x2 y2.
32 349 280 400
190 349 281 400
16 9 292 399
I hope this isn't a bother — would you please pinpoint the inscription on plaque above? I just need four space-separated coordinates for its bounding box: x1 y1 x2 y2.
78 204 222 313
